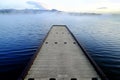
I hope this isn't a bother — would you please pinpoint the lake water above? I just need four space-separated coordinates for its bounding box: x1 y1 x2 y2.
0 12 120 80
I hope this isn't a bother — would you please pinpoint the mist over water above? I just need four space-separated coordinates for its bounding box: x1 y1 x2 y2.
0 12 120 80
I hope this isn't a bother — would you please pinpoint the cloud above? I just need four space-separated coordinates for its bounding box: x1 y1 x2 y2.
97 7 108 9
26 1 46 10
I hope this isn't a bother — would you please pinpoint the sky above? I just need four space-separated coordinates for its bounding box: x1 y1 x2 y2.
0 0 120 13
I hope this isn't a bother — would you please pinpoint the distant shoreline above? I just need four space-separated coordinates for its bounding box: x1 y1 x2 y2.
0 9 101 15
0 9 120 16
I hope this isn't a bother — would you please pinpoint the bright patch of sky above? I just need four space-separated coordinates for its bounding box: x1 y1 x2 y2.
0 0 120 13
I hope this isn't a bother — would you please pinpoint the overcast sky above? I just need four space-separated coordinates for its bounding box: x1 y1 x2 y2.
0 0 120 13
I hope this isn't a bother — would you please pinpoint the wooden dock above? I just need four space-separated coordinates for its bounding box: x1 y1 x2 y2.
19 25 108 80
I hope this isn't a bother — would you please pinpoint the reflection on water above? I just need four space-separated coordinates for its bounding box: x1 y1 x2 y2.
0 13 120 80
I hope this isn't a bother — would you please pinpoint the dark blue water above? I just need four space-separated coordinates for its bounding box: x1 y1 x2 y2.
0 13 120 80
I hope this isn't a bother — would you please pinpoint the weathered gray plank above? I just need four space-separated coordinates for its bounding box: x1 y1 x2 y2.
25 25 101 80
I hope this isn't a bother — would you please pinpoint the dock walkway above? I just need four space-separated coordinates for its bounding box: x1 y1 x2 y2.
23 25 103 80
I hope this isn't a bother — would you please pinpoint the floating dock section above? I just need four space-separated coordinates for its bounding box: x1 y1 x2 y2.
19 25 108 80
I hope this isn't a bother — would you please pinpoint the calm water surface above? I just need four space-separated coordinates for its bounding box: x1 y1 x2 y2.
0 13 120 80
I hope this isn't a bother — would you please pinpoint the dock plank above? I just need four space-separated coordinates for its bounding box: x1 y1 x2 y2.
24 25 101 80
